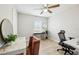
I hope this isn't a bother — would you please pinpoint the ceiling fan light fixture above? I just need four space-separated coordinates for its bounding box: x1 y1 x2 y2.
44 9 47 12
39 4 60 14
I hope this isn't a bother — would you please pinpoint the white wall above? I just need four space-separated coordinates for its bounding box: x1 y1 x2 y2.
0 5 13 23
12 8 18 34
0 4 17 35
18 13 48 40
48 5 79 42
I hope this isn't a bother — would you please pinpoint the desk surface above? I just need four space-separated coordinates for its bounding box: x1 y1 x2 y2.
64 39 79 49
0 37 26 55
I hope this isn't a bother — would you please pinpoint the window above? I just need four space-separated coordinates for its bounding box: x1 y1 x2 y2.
33 20 47 33
34 20 42 29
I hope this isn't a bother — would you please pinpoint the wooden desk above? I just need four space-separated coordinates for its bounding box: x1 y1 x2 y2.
0 37 26 55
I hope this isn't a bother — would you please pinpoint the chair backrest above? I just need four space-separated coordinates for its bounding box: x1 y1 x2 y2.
58 30 66 42
26 36 40 55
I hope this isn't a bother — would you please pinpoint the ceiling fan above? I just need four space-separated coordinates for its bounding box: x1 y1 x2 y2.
37 4 60 14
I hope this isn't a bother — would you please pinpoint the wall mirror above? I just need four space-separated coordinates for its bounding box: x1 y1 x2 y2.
0 18 13 45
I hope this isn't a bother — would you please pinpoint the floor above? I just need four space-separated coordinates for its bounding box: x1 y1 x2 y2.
39 39 64 55
26 38 79 55
26 39 64 55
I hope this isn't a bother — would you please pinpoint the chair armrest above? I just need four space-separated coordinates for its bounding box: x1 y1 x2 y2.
68 37 75 40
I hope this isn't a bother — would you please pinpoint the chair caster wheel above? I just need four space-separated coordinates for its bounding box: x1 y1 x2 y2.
57 49 59 51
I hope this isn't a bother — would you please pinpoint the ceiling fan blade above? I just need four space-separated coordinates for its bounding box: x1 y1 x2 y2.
48 10 52 13
40 10 44 14
48 4 60 8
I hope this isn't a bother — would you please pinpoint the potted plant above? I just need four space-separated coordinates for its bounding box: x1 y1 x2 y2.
4 34 17 45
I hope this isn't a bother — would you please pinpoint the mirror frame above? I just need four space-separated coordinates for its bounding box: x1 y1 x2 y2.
0 19 13 43
0 19 6 43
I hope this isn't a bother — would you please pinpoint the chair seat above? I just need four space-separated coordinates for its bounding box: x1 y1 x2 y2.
59 42 75 50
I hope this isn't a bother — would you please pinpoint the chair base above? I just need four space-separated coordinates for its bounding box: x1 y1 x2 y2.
57 48 74 55
57 48 64 51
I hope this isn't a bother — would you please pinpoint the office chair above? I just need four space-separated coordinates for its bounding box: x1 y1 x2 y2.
26 36 40 55
57 30 75 55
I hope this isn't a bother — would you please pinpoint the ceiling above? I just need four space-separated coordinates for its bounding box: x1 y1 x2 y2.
15 4 79 18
